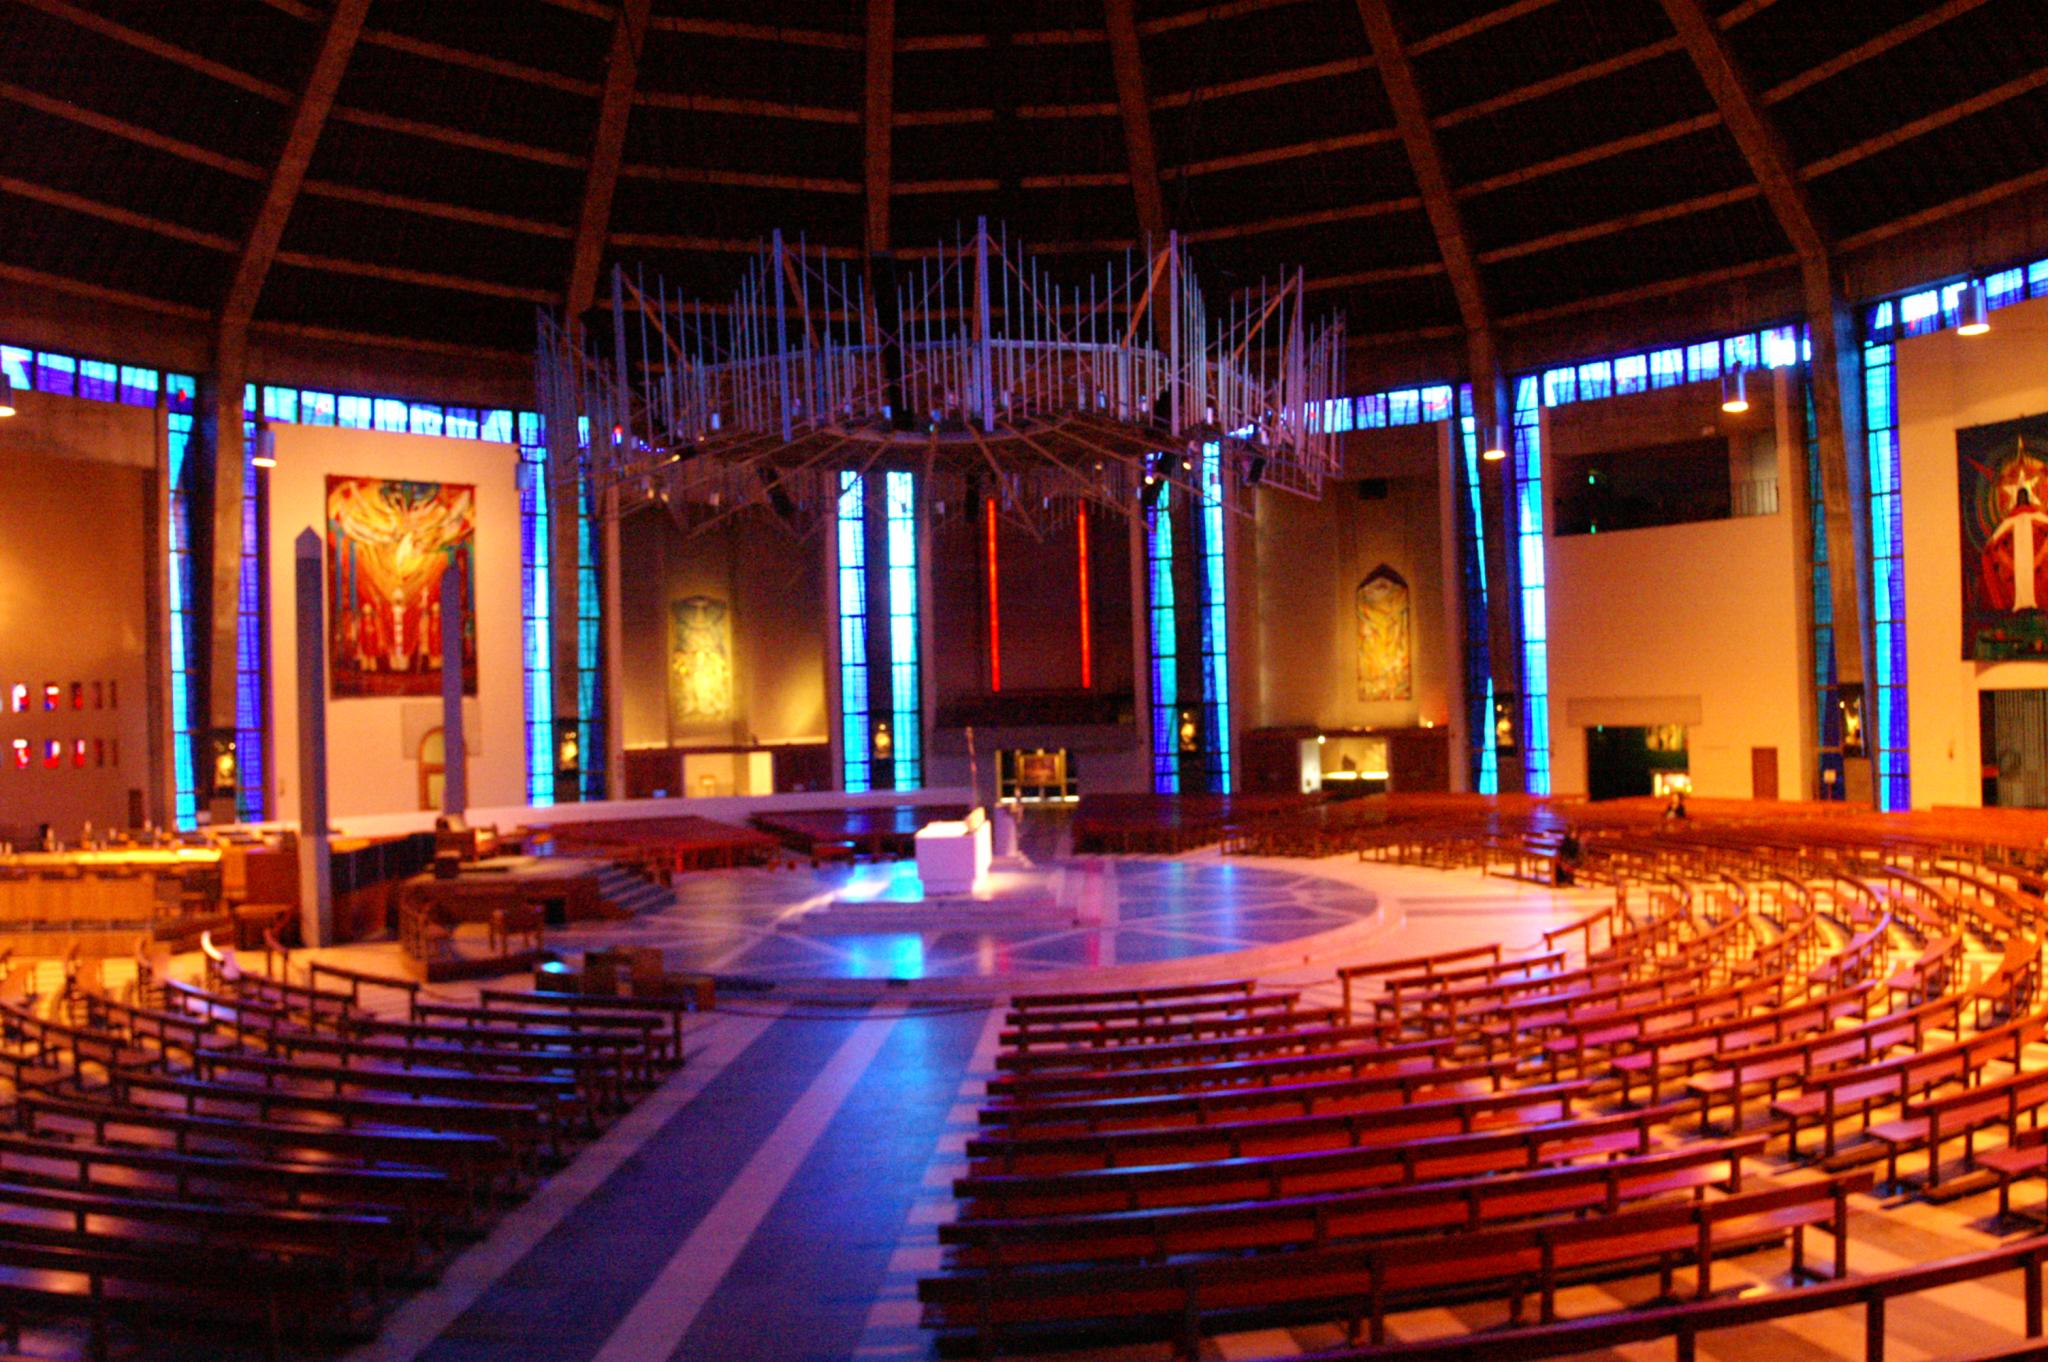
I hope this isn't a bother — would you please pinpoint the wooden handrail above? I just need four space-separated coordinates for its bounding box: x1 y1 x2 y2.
1270 1236 2048 1362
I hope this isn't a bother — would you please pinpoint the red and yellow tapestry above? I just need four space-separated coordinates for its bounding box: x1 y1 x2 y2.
1959 415 2048 660
326 476 477 698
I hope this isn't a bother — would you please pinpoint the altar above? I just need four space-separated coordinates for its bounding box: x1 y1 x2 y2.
912 808 992 895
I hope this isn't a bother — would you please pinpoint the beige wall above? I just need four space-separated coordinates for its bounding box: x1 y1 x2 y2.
267 425 525 821
1541 371 1811 799
0 389 159 835
1244 463 1451 732
1898 292 2048 807
616 506 828 752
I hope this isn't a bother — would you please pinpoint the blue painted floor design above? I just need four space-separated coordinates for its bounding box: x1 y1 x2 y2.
547 859 1375 984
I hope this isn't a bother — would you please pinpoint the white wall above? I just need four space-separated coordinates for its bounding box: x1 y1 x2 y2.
267 425 525 822
1899 292 2048 807
1541 374 1811 799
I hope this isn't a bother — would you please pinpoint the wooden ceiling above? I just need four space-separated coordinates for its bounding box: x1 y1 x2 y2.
3 0 2045 383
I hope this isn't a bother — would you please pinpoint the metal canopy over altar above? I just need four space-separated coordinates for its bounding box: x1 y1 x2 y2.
536 221 1346 537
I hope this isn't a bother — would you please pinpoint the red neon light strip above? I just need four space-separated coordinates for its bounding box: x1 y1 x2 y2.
1076 504 1093 689
985 500 1002 692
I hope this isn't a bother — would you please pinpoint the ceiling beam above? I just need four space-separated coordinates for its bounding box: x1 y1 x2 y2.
220 0 371 341
0 79 264 178
330 106 585 168
300 179 574 238
1152 55 1374 110
358 28 603 97
1436 36 1678 128
864 0 894 258
1655 0 1825 260
566 0 653 319
16 0 290 102
622 162 861 194
1355 0 1525 789
1166 127 1399 179
1659 0 1873 804
1353 0 1487 338
0 174 235 251
1104 0 1167 241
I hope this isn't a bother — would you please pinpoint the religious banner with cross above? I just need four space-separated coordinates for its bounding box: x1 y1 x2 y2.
1959 414 2048 660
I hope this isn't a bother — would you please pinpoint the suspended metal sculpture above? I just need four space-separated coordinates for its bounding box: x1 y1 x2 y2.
536 219 1346 537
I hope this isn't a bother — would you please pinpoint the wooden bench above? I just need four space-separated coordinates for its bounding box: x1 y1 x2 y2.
1865 1063 2048 1191
983 1019 1417 1081
919 1172 1870 1355
993 1005 1346 1060
986 1035 1453 1105
940 1137 1766 1269
964 1078 1594 1176
975 1057 1504 1136
477 987 694 1054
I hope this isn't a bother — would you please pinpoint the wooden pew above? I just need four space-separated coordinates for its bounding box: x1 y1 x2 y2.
952 1104 1684 1219
964 1078 1594 1176
940 1137 1765 1269
919 1172 1871 1355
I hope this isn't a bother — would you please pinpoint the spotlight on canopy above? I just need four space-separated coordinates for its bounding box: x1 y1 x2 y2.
536 219 1346 537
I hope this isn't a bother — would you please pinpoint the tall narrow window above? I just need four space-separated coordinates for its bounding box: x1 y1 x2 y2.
235 394 268 823
575 470 606 802
166 375 199 829
1456 392 1498 794
1863 337 1910 810
837 472 871 793
1197 442 1230 791
518 430 554 806
1802 370 1845 798
1145 483 1178 795
885 471 922 789
1513 375 1551 794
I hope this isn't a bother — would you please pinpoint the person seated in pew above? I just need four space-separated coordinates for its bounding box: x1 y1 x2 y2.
1555 827 1582 887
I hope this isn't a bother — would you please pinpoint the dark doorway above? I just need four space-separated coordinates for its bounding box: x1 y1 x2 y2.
1586 725 1690 801
1981 690 2048 807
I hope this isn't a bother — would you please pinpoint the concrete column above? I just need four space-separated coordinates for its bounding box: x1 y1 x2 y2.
293 531 333 946
439 565 467 817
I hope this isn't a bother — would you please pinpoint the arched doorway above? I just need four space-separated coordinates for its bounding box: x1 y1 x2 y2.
417 727 467 811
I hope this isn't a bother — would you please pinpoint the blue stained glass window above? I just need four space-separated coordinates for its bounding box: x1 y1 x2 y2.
166 375 199 829
519 447 553 806
119 366 157 406
35 353 76 397
1456 411 1498 794
837 473 870 793
885 471 922 790
575 472 605 802
1863 340 1910 810
78 360 117 403
1145 486 1178 795
1199 443 1230 793
1650 348 1685 388
1512 376 1550 795
1420 385 1455 423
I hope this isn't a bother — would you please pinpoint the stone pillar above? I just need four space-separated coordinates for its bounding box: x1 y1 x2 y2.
293 531 333 946
440 566 467 817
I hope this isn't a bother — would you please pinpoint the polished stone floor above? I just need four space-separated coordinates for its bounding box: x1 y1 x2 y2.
313 856 2036 1362
544 857 1382 985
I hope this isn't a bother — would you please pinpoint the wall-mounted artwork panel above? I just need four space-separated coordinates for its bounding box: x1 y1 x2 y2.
326 476 477 697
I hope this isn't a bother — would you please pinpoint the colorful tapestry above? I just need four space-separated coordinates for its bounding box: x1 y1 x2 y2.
669 595 733 723
326 476 477 698
1356 564 1412 702
1959 414 2048 660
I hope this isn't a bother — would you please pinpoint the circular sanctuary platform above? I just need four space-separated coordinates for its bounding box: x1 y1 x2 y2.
541 857 1386 999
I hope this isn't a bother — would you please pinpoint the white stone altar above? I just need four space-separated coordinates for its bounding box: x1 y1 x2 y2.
914 807 993 895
